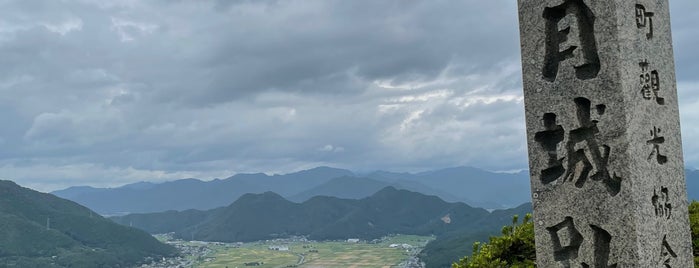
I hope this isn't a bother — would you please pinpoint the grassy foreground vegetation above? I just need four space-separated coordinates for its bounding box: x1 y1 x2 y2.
453 201 699 267
192 235 432 268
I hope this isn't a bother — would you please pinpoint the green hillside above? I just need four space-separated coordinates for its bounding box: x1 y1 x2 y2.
112 187 527 244
419 203 532 268
0 180 176 267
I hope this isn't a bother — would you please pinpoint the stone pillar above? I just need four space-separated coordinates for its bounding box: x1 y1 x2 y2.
517 0 692 267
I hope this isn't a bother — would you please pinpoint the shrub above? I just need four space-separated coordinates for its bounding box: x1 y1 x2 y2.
452 214 535 268
455 201 699 267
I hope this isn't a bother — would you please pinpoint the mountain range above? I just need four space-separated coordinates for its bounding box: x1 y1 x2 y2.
53 166 532 215
686 169 699 200
17 168 697 267
0 180 175 267
111 187 531 243
54 166 699 217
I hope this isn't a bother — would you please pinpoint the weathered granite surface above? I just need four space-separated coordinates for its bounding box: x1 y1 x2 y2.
517 0 692 267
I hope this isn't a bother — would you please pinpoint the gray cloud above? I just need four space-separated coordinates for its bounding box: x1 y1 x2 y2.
672 0 699 170
0 0 696 191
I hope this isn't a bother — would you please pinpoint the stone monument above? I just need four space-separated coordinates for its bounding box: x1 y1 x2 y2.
517 0 692 266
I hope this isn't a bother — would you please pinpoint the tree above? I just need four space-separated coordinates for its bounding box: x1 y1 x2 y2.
689 201 699 266
452 214 535 268
454 202 699 267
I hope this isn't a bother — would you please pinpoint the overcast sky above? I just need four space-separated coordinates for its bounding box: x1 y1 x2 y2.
0 0 697 191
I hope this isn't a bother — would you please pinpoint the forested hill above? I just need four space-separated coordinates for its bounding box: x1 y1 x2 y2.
419 203 533 268
111 187 530 243
0 180 176 267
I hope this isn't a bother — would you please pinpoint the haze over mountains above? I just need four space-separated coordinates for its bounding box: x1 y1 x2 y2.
53 166 532 215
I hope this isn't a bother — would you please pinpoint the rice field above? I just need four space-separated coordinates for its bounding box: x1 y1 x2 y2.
194 235 433 268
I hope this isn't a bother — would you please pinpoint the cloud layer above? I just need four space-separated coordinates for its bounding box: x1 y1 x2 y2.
0 0 697 191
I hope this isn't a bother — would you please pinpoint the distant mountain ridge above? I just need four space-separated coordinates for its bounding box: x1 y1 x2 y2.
287 176 390 202
53 166 532 215
286 176 463 203
53 167 699 216
687 169 699 201
367 166 531 208
111 187 532 243
0 180 175 267
53 167 354 215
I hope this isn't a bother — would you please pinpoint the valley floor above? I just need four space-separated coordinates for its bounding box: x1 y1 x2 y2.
140 234 433 268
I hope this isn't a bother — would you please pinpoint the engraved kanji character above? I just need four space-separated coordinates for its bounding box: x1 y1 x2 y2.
534 98 622 196
547 217 583 267
640 60 664 105
561 98 621 196
542 0 600 81
581 225 617 268
652 187 672 219
636 4 654 40
647 126 668 164
535 113 565 184
547 218 617 267
660 235 677 267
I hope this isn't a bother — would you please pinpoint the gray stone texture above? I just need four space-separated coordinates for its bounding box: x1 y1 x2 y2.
517 0 692 267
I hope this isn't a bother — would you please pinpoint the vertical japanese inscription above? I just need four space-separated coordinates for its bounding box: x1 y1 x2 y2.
542 0 600 81
534 113 565 184
636 4 654 40
581 225 617 268
660 235 677 267
647 126 668 164
520 0 692 266
547 217 617 267
652 187 672 219
534 98 622 196
640 60 664 105
547 217 584 267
